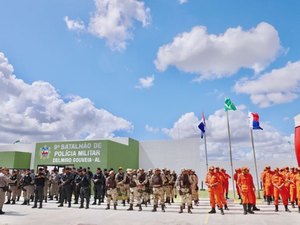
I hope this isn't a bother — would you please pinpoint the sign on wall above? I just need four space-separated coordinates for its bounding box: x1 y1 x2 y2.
35 140 104 165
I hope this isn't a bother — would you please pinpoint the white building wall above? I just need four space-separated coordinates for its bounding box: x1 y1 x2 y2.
140 138 297 189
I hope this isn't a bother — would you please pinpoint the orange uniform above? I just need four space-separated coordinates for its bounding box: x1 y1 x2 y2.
237 168 256 214
234 169 241 198
271 170 289 206
205 170 223 210
262 167 274 204
221 169 231 199
293 169 300 209
237 172 255 204
287 169 296 206
215 169 228 208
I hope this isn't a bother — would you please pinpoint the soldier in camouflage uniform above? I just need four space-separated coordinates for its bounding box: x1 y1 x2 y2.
127 169 142 211
177 169 193 213
150 168 165 212
105 171 117 210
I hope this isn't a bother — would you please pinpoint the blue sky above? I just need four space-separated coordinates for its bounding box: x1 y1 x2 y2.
0 0 299 159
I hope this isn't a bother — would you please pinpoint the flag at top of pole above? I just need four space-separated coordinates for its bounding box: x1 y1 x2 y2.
248 112 263 130
198 113 206 139
224 98 237 111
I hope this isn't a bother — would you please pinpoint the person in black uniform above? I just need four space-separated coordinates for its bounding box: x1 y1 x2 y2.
73 169 82 204
58 167 73 208
32 168 45 209
79 168 91 209
92 168 105 205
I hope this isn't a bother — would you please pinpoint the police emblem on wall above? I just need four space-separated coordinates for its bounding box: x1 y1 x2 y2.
40 145 51 159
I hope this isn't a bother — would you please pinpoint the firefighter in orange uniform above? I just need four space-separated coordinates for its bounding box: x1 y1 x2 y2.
293 167 300 213
215 167 229 210
262 166 273 205
271 167 291 212
288 167 297 208
234 168 241 199
221 168 231 199
205 166 224 215
237 167 255 215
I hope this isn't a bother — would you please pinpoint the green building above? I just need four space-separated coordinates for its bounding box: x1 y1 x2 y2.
0 151 31 169
34 138 139 171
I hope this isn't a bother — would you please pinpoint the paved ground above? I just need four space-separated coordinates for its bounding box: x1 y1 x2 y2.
1 198 300 225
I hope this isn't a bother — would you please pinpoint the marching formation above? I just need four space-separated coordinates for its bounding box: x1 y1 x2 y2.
1 165 300 216
0 166 199 215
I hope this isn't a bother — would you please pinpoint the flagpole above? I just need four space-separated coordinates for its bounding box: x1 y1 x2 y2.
226 110 236 199
204 132 208 172
250 128 261 199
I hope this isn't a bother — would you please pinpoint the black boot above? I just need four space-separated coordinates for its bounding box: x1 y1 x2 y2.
38 201 42 209
247 204 254 214
152 205 157 212
188 205 192 214
285 205 291 212
267 196 271 205
138 204 142 211
114 203 117 210
171 198 174 203
298 206 300 213
85 200 89 209
220 208 224 215
275 205 278 212
0 209 5 215
79 201 84 209
224 204 229 210
291 202 295 208
21 200 27 205
182 203 185 209
179 206 183 213
5 200 10 204
58 203 63 207
98 199 101 205
32 202 38 208
11 200 16 205
92 199 97 205
226 193 229 199
253 205 260 211
68 202 71 208
105 204 110 210
208 207 216 214
161 204 165 212
243 204 248 215
17 196 20 201
127 203 133 211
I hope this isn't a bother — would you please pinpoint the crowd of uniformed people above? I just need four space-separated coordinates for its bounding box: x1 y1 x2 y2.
1 165 300 216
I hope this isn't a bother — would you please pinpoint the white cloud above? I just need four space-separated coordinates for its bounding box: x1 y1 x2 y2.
0 52 133 144
64 16 85 31
178 0 188 4
87 0 151 51
154 22 282 80
163 107 293 160
234 61 300 107
145 124 160 134
162 112 200 139
135 75 155 89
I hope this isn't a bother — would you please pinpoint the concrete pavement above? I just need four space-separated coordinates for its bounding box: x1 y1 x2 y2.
1 198 300 225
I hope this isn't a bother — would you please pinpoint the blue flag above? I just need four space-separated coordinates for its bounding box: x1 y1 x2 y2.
198 113 206 138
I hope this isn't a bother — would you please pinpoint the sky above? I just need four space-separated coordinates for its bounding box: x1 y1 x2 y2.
0 0 299 161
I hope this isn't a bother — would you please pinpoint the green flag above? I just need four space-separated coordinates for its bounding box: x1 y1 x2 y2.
224 98 237 111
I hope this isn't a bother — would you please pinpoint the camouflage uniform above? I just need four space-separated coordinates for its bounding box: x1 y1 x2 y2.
150 169 165 212
105 171 117 210
177 169 192 213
